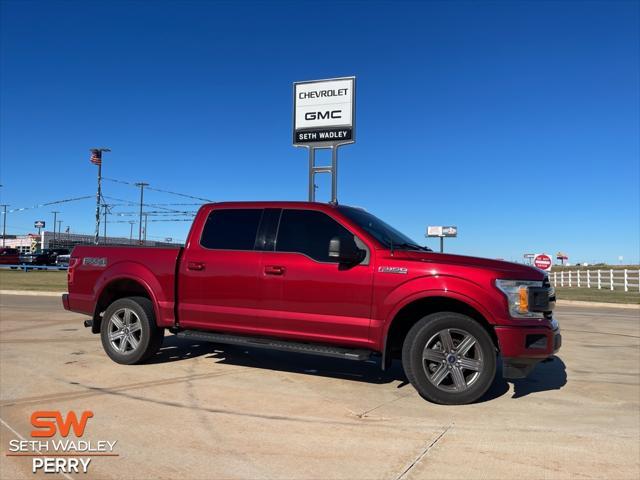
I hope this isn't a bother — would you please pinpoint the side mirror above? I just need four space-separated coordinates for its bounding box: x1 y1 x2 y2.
328 237 341 259
328 237 366 265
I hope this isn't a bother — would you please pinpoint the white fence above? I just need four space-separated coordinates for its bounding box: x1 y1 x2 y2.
550 269 640 292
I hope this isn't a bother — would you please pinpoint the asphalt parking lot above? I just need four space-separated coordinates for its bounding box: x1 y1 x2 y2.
0 294 638 480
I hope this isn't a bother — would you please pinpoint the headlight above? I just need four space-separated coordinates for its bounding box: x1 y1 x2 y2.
495 279 544 318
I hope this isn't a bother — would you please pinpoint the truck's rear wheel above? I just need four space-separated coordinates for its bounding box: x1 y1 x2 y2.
100 297 164 365
402 312 496 405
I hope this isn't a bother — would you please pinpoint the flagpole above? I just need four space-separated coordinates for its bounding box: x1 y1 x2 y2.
90 148 110 245
94 161 101 245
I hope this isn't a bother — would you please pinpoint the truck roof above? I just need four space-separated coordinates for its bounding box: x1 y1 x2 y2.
202 201 352 211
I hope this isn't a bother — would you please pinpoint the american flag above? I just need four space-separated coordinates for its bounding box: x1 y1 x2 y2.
90 149 102 165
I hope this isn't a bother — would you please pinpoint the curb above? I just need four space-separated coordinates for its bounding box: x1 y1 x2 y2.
0 290 65 297
556 299 639 310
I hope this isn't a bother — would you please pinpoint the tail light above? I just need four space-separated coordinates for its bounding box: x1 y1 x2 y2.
68 257 79 286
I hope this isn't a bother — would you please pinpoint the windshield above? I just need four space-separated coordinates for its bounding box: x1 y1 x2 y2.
338 206 427 251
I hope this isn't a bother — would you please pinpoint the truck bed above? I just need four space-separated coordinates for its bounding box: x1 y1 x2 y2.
67 245 182 327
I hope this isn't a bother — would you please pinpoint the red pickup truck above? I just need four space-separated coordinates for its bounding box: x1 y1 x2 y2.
63 201 560 405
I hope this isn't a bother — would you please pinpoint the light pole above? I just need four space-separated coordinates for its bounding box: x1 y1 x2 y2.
129 221 135 245
51 211 59 248
1 204 7 247
90 148 111 245
135 182 149 243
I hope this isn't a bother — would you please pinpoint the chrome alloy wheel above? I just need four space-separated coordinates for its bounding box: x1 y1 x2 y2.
107 308 143 354
422 328 483 392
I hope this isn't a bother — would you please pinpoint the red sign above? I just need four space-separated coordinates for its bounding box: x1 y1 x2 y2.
534 254 552 271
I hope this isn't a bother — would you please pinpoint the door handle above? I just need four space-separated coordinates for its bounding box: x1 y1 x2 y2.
264 265 286 275
187 262 205 271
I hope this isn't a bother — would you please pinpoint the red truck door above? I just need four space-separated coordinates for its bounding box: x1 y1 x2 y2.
259 209 374 348
178 208 277 335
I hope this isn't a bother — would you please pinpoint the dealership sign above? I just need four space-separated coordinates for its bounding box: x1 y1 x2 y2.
533 253 553 271
34 220 45 228
427 226 458 237
293 77 355 145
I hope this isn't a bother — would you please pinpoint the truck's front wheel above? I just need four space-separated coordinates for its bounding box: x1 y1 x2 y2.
402 312 496 405
100 297 164 365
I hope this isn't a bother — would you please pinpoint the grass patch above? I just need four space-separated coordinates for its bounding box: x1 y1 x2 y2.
0 270 67 292
555 287 640 304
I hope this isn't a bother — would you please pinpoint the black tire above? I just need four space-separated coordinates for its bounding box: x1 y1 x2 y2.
100 296 164 365
402 312 496 405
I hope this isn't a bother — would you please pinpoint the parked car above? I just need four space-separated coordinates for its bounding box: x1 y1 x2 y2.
0 247 20 265
56 254 71 268
21 248 70 266
63 201 560 405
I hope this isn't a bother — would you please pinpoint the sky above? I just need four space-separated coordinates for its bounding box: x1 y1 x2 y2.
1 0 638 264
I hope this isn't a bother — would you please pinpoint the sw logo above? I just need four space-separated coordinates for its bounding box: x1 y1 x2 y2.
30 410 93 437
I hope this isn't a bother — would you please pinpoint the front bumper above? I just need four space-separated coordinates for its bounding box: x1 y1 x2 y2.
495 318 561 379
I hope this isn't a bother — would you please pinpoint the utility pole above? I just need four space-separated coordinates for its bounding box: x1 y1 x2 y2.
101 204 109 243
143 213 148 243
135 182 149 243
129 221 135 245
1 204 7 247
51 211 59 248
90 148 111 245
57 220 63 246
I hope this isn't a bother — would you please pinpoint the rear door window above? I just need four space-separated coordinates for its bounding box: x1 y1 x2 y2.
200 209 263 250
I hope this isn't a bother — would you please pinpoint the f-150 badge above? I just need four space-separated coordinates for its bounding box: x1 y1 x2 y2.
378 266 408 274
83 257 107 267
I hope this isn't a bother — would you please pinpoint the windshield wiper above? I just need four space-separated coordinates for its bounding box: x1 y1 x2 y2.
394 242 432 252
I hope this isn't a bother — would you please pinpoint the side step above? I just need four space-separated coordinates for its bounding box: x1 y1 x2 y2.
176 330 372 361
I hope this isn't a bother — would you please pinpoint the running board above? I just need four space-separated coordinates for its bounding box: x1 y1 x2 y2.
176 330 372 361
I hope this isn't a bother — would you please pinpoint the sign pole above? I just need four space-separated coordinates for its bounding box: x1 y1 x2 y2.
440 237 444 253
331 146 338 204
308 147 316 202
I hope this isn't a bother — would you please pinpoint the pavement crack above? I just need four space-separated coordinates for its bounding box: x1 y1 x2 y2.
562 329 640 339
394 423 452 480
356 392 414 419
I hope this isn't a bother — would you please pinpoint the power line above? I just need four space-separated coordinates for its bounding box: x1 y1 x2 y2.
7 195 93 214
102 177 213 202
103 195 196 216
109 211 197 216
106 218 192 223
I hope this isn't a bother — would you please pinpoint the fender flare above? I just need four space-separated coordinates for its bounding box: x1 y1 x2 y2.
92 262 165 332
379 279 498 370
